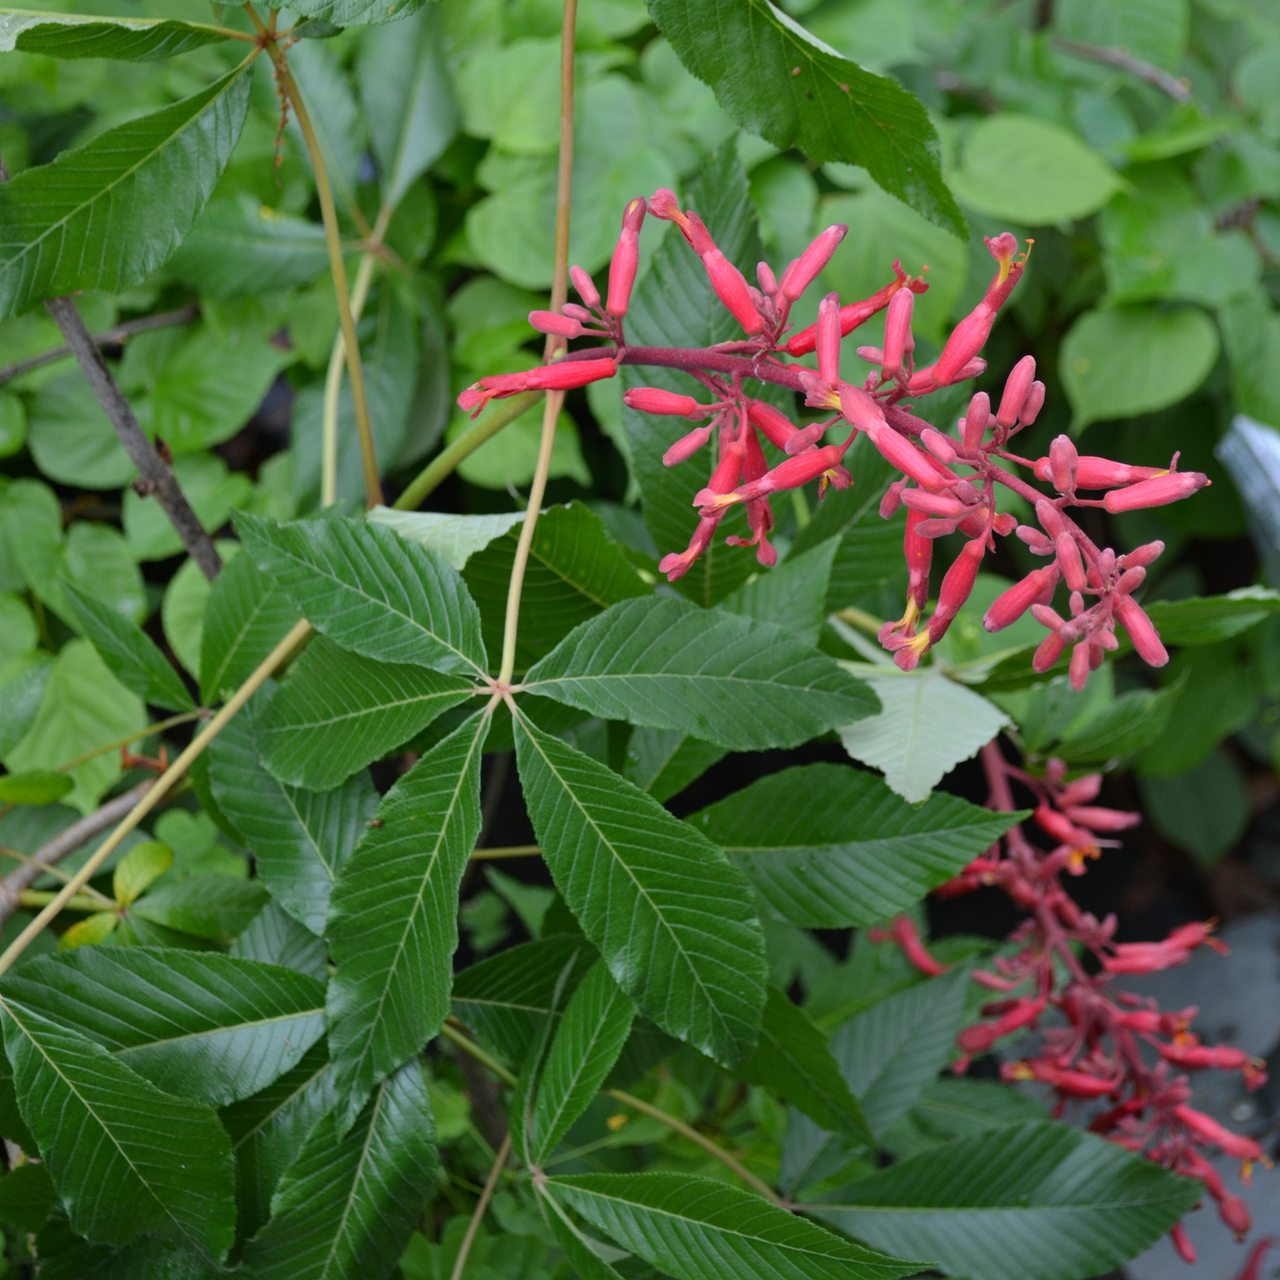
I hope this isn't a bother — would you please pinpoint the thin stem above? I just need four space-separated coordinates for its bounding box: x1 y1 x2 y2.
18 891 105 914
1051 36 1191 101
57 710 203 774
449 1132 511 1280
393 393 541 511
258 18 381 509
441 1021 518 1087
496 0 577 687
0 619 314 977
604 1088 782 1205
0 846 115 903
321 203 394 507
469 845 541 861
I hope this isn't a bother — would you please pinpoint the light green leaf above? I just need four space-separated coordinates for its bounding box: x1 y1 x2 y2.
456 37 559 155
1140 748 1249 865
0 389 23 457
623 727 727 804
837 667 1009 803
368 505 525 570
130 875 268 941
739 987 874 1148
514 710 767 1066
0 66 251 319
241 1059 437 1280
326 712 489 1128
4 639 145 814
525 597 878 752
1 949 326 1107
0 659 51 759
0 769 72 806
165 542 239 678
550 1171 919 1280
949 114 1121 225
259 638 474 789
234 512 486 677
209 694 377 935
122 453 251 561
690 764 1022 928
833 967 970 1138
811 1122 1200 1280
113 841 173 906
0 9 230 59
1055 0 1188 71
25 369 134 489
529 960 636 1166
1 999 235 1254
200 549 302 705
719 540 838 649
538 1186 630 1280
1062 305 1219 431
649 0 964 239
62 580 195 712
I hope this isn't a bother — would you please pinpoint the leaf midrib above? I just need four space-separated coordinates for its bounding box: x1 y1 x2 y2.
230 1060 332 1151
112 1004 324 1056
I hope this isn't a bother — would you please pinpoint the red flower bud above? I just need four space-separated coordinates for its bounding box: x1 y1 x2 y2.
702 248 764 334
529 310 585 338
927 537 985 644
1056 533 1087 593
883 915 948 976
880 478 908 518
662 424 715 467
902 489 969 519
905 509 932 609
785 259 926 355
1122 540 1165 568
1033 631 1066 672
1218 1195 1253 1241
997 355 1036 428
729 444 848 503
747 399 798 450
1018 524 1054 554
1063 805 1140 832
784 421 831 456
921 428 957 464
457 358 617 416
1033 456 1164 489
1020 380 1046 425
817 292 842 385
1069 641 1090 691
985 566 1058 632
563 303 594 323
1115 594 1168 667
570 265 600 309
963 392 990 451
779 224 848 301
1170 1224 1197 1265
757 261 777 295
1035 499 1068 540
1049 434 1078 493
1175 1105 1269 1165
1115 567 1145 595
624 387 703 418
606 197 646 317
881 286 914 380
1103 471 1210 512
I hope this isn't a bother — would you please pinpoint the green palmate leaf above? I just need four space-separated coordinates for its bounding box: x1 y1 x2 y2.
811 1121 1200 1280
621 147 764 607
623 726 727 803
690 764 1024 928
0 8 227 59
719 540 838 648
1 1000 235 1255
221 1041 335 1242
832 967 969 1138
549 1172 919 1280
738 987 874 1149
167 197 330 297
462 502 650 675
0 65 251 319
450 936 599 1066
837 667 1010 803
648 0 963 239
200 550 302 705
368 506 525 570
525 597 878 752
1 949 325 1107
357 7 459 211
234 512 486 677
241 1060 438 1280
209 690 377 935
259 639 475 789
529 960 636 1166
130 875 268 941
514 710 767 1067
326 711 489 1128
62 581 194 712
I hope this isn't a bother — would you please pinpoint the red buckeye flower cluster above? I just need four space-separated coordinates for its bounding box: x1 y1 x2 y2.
877 742 1270 1262
457 193 1209 684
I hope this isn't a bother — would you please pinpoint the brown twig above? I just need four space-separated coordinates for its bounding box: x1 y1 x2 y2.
0 780 153 925
449 1132 511 1280
1051 37 1192 102
0 305 199 386
44 297 223 581
452 1037 510 1153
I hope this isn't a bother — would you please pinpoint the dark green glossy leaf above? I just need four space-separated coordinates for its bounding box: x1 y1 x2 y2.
0 1159 56 1233
130 875 268 940
34 1217 219 1280
623 726 727 803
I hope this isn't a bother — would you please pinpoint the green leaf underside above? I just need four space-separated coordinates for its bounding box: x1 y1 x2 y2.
208 692 377 935
62 581 194 712
276 0 426 28
811 1122 1201 1280
530 960 636 1166
0 10 228 60
550 1172 919 1280
525 597 878 752
0 66 251 319
691 764 1025 927
1 949 325 1108
259 638 475 789
1 1000 235 1256
514 709 767 1067
450 936 600 1066
240 1060 438 1280
648 0 965 239
326 711 489 1128
738 987 874 1148
234 512 485 677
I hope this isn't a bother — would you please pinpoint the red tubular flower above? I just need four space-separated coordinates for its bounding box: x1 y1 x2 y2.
660 440 745 580
1049 434 1078 492
726 429 777 567
997 355 1037 428
1174 1106 1270 1169
963 391 990 451
881 286 914 381
713 443 849 507
985 566 1059 632
902 489 969 519
1063 805 1140 833
663 424 715 467
784 421 832 456
905 508 932 609
529 310 585 338
1034 631 1066 672
816 292 842 385
1161 1042 1266 1085
957 994 1047 1053
606 197 646 317
1004 1058 1120 1097
885 915 949 976
907 357 986 395
457 358 617 416
785 259 927 355
1103 471 1210 512
624 387 703 418
1171 1223 1198 1265
926 536 986 646
747 399 798 450
921 427 956 464
933 234 1026 386
1114 594 1169 667
1033 456 1164 488
778 224 848 302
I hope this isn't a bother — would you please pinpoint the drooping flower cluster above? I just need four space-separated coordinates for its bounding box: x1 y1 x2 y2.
878 742 1270 1262
457 193 1210 686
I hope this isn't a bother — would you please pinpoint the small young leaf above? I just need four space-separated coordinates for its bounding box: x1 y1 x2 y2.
58 912 119 950
514 710 767 1067
240 1059 438 1280
0 769 72 806
1 1000 236 1255
548 1171 920 1280
233 511 486 677
326 711 489 1128
113 840 174 906
524 597 879 752
530 960 636 1166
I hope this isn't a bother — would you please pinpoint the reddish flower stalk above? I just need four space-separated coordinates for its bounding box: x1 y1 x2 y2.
885 740 1270 1255
458 193 1209 684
